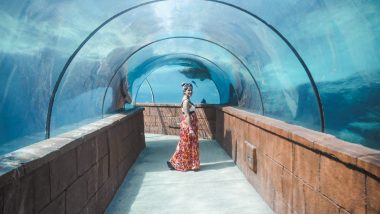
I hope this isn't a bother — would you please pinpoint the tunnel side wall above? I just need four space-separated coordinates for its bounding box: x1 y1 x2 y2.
138 103 216 139
216 106 380 214
0 108 145 214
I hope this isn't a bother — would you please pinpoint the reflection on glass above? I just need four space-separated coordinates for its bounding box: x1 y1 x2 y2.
0 0 379 152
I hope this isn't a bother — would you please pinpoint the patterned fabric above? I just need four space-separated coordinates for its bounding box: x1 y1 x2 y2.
169 111 200 171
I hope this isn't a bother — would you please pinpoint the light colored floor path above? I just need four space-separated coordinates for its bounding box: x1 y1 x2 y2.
106 134 274 214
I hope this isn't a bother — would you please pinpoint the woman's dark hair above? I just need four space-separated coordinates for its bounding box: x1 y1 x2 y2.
181 82 193 94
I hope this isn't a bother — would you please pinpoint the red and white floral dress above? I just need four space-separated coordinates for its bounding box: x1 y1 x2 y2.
169 100 200 171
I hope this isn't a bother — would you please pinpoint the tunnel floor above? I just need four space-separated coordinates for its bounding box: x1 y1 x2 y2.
105 134 273 214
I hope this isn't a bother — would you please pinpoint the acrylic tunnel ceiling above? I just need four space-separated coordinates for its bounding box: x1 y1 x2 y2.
0 0 379 154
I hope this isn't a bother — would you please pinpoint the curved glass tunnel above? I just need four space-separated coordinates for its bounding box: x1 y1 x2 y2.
0 0 379 154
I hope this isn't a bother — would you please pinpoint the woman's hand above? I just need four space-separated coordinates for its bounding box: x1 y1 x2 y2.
189 127 195 137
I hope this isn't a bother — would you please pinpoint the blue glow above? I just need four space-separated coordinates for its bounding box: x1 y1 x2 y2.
0 0 379 154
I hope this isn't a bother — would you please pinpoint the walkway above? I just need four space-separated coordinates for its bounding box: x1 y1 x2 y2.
106 134 273 214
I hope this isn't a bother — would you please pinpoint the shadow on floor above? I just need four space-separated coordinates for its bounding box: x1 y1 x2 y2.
200 161 235 171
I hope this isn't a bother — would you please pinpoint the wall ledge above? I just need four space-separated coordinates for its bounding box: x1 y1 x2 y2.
0 107 144 188
218 106 380 180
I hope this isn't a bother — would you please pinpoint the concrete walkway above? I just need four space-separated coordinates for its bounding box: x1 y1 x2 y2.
106 134 273 214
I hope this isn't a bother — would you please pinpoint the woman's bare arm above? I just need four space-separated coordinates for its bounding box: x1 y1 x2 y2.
183 99 192 128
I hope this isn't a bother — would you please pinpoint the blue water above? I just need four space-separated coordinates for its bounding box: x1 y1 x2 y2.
0 0 379 153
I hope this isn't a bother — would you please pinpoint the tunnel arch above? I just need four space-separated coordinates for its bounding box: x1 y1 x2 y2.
127 54 224 106
99 37 264 116
45 0 325 138
132 55 223 105
132 53 236 106
139 78 155 103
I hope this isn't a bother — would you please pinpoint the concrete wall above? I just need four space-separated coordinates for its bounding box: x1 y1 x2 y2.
216 107 380 214
139 104 216 139
0 108 145 214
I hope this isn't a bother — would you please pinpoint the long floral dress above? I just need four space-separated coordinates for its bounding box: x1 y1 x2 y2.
169 110 200 171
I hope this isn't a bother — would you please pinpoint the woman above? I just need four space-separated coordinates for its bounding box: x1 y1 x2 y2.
167 82 200 171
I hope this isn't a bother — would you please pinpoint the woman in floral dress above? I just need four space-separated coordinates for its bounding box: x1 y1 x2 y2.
167 82 200 171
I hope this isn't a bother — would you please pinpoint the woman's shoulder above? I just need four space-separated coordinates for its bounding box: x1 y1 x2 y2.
181 98 189 106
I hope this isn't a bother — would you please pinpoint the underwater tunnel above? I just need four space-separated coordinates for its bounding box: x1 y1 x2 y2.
1 0 379 153
1 1 380 213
